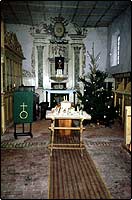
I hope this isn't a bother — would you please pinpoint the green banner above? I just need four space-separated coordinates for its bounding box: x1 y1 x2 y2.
13 91 33 124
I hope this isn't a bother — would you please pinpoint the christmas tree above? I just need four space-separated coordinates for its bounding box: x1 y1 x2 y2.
77 43 118 126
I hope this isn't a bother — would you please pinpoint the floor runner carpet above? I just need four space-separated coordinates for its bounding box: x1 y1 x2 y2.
49 148 112 199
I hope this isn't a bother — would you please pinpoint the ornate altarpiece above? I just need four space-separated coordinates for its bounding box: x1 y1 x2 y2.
29 16 87 107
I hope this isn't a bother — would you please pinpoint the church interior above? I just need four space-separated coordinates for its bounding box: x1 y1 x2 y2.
1 1 131 199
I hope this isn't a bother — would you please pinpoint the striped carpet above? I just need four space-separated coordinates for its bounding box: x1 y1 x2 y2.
49 136 112 199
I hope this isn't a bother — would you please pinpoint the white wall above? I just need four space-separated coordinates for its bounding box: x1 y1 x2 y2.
6 24 33 73
83 27 108 74
107 6 131 74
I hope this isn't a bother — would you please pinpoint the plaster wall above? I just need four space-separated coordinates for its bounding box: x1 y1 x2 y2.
107 6 131 74
6 24 33 73
83 27 108 74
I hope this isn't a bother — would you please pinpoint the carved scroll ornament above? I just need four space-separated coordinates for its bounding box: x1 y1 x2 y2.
4 31 24 58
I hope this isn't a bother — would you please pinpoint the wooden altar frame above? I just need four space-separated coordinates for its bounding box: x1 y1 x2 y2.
46 111 91 156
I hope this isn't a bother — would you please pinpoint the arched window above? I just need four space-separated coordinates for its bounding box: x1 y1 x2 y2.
117 34 120 65
110 31 120 66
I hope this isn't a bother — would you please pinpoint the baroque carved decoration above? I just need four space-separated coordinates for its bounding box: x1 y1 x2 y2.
29 15 87 44
29 14 70 44
4 32 24 58
31 46 36 77
30 15 68 35
73 23 83 35
22 69 34 77
51 44 68 58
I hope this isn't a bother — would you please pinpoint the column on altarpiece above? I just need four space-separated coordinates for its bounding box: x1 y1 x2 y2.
36 45 44 87
74 46 81 89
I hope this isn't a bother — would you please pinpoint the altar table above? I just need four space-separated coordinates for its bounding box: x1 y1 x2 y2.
46 110 91 156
